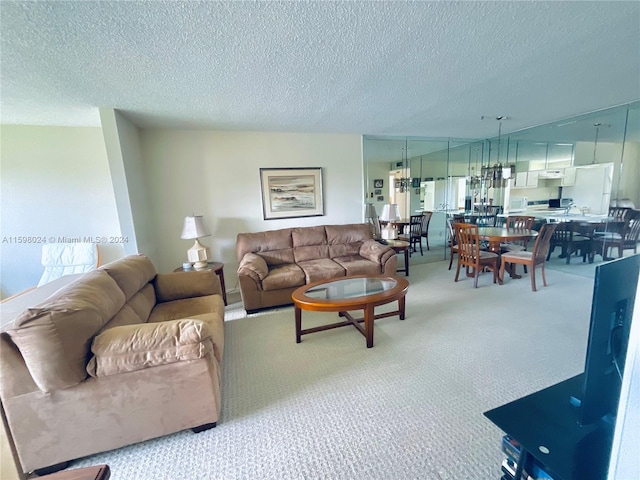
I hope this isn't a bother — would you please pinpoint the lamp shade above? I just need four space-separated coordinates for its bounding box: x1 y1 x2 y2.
379 204 400 222
365 203 378 219
181 216 210 240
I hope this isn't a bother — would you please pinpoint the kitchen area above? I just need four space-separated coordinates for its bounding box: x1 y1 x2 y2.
363 102 638 262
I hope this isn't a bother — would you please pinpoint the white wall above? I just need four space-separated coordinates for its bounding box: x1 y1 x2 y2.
100 109 156 259
140 129 363 294
0 126 123 298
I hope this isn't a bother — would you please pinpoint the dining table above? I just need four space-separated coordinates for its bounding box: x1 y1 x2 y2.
477 226 538 253
477 226 538 281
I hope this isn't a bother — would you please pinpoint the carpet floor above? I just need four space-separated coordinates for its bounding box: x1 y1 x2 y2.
71 260 594 479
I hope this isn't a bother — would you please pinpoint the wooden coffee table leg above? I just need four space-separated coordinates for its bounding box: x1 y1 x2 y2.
295 306 302 343
398 296 406 320
365 303 375 348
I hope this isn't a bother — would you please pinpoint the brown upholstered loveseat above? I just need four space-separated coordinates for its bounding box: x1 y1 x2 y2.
236 223 397 313
0 254 225 475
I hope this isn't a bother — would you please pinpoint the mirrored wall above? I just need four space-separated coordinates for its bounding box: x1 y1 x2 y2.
363 101 639 264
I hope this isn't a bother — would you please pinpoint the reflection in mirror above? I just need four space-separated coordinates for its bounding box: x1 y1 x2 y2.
364 101 639 266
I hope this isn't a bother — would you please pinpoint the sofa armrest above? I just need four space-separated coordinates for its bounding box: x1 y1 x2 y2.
86 319 213 378
359 239 394 264
154 270 221 303
237 253 269 283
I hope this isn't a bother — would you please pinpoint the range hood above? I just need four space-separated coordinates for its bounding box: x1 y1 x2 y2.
538 169 565 179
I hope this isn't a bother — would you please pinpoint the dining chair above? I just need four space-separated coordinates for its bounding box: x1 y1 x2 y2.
501 216 536 250
500 223 558 292
399 214 424 256
590 211 640 261
608 206 632 223
447 218 459 270
454 223 499 288
420 211 433 251
546 220 591 264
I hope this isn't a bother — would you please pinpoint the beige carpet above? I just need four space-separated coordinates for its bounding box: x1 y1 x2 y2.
71 260 594 479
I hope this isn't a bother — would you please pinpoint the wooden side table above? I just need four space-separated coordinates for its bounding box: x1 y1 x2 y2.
35 464 110 480
174 261 227 305
383 240 410 276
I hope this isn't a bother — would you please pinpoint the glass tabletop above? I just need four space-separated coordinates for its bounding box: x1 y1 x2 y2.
303 277 398 301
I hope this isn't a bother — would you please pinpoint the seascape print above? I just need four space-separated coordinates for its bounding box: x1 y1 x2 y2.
268 175 316 212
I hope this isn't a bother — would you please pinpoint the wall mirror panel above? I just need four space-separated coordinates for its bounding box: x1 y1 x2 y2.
363 101 639 266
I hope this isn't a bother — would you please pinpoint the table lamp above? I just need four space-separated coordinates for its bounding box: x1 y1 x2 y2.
379 204 400 240
365 203 380 238
181 215 211 269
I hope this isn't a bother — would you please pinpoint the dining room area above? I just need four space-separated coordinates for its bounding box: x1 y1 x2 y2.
362 101 639 288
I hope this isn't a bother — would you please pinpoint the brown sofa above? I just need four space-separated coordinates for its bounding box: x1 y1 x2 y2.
236 223 397 312
0 254 225 475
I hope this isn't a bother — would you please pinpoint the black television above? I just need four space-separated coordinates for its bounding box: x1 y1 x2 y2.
577 254 640 426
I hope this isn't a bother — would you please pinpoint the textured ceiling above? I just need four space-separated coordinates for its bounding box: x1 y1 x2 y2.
1 1 639 139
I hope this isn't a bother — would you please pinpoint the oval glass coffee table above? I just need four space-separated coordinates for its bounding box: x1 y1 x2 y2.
292 275 409 348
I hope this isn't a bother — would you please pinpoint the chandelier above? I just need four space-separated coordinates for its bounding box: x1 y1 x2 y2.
480 116 515 188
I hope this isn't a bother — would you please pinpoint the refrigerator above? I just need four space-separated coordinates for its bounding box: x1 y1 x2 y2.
562 163 613 214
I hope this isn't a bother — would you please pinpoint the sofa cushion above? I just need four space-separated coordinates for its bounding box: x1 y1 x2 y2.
332 256 382 276
86 319 213 377
148 295 223 324
236 228 295 265
326 224 372 258
292 226 329 262
298 258 346 283
100 254 157 300
261 264 306 291
154 270 218 303
7 270 126 392
105 284 156 330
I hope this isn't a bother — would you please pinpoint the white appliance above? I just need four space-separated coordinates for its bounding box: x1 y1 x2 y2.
509 196 528 212
562 163 613 214
421 178 466 211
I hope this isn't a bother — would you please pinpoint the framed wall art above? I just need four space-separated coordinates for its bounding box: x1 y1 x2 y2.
260 167 324 220
373 179 384 188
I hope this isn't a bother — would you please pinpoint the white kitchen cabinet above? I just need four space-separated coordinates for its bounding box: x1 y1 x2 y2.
526 170 539 187
561 167 577 186
515 172 528 188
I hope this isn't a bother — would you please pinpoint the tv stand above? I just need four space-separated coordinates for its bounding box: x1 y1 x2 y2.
484 374 613 480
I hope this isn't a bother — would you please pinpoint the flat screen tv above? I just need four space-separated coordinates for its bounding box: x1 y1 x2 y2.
578 254 640 426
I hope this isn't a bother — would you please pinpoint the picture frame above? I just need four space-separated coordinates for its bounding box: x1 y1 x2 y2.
377 196 384 201
260 167 324 220
373 179 384 188
374 189 382 195
412 178 420 188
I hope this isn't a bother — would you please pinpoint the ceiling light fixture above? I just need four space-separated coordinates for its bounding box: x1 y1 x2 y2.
481 116 514 188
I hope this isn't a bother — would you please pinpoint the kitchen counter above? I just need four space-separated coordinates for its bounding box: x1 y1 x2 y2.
502 209 612 223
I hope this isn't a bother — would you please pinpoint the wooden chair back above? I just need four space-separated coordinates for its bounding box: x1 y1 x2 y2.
408 214 423 239
455 223 482 266
420 211 433 250
531 222 558 265
454 223 499 287
506 216 535 230
420 211 433 236
624 213 640 248
609 206 632 222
